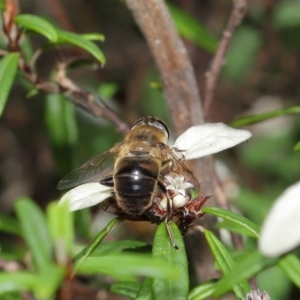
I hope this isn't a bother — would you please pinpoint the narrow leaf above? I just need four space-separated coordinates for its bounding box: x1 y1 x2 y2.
80 33 105 42
98 82 119 99
14 197 52 272
216 220 257 237
0 272 38 294
0 53 19 116
202 207 260 238
188 280 216 300
230 106 300 127
76 255 177 279
168 3 217 53
152 222 188 300
273 1 300 29
204 230 250 299
0 214 21 235
279 254 300 288
56 30 106 64
135 278 154 300
47 201 74 265
74 209 92 239
34 265 65 299
73 218 121 271
213 250 277 297
14 15 58 42
91 240 147 256
110 281 139 299
45 93 78 147
294 141 300 151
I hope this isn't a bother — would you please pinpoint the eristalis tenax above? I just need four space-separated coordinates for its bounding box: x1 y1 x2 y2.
58 116 209 248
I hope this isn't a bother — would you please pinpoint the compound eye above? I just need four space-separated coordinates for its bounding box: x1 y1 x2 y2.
131 117 145 130
154 119 169 138
131 116 170 138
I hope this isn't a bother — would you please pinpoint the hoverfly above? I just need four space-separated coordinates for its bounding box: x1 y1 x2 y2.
58 116 206 248
58 116 252 248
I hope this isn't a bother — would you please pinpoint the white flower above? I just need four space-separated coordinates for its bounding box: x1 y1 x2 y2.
259 181 300 257
246 290 270 300
165 175 194 209
59 123 251 211
173 123 251 160
59 183 113 211
165 175 194 196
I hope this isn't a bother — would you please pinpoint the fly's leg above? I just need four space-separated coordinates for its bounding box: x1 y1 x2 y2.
157 179 179 250
165 191 179 250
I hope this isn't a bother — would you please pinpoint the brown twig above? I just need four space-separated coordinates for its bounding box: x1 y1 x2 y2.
204 0 247 119
125 0 204 135
29 58 129 134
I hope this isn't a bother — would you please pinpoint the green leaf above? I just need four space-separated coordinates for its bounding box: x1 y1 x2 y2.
73 218 122 271
273 1 300 29
213 249 277 297
14 197 52 272
47 201 74 265
233 188 272 225
135 278 154 300
26 88 39 98
110 281 140 299
0 266 64 298
216 220 257 237
204 230 250 299
14 15 58 42
0 214 21 235
0 292 23 300
80 33 105 42
98 82 119 99
74 209 92 239
188 280 216 300
0 0 5 10
294 141 300 151
230 106 300 127
76 254 177 280
91 240 148 256
0 53 19 117
168 3 217 53
223 26 261 83
45 93 78 146
0 272 38 294
202 207 260 238
34 265 65 298
152 222 188 300
56 30 106 64
279 254 300 288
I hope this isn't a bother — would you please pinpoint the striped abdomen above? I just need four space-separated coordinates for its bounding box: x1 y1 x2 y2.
114 157 160 216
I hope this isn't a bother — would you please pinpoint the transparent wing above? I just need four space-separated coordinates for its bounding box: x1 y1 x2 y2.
57 143 121 190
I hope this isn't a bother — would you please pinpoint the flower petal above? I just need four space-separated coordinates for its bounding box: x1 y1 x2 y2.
59 183 113 211
259 181 300 257
173 123 252 160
